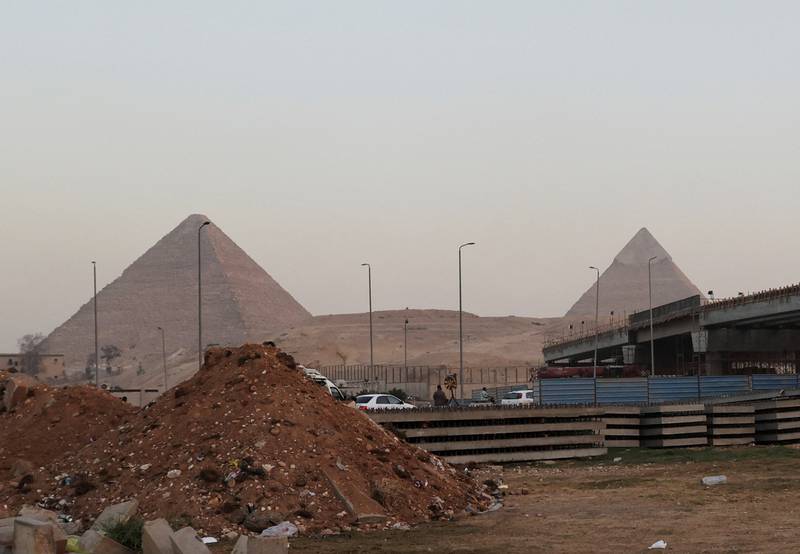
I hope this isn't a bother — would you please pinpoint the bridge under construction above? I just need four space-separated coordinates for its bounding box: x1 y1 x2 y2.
543 284 800 375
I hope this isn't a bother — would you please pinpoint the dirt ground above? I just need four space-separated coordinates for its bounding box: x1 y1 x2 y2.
285 446 800 553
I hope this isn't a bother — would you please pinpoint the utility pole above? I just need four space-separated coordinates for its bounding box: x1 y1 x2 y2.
589 266 600 379
458 242 476 400
361 263 373 385
92 261 99 387
649 256 658 376
404 316 408 372
198 220 210 370
157 326 167 390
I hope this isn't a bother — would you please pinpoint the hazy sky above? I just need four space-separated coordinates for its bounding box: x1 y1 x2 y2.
2 1 799 351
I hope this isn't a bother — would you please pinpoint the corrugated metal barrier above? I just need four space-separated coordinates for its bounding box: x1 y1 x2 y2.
646 377 700 403
541 378 595 405
523 375 800 406
699 375 749 397
752 374 799 391
596 378 648 405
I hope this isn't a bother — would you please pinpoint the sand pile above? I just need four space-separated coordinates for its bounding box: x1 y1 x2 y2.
3 344 485 535
0 371 135 503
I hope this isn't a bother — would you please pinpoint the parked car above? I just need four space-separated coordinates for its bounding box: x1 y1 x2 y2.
355 394 417 411
310 376 346 401
500 389 537 406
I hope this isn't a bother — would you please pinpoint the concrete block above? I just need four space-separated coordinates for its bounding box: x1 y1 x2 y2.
12 517 56 554
234 535 289 554
142 518 173 554
78 529 134 554
91 500 139 531
19 505 59 524
0 518 13 548
169 527 211 554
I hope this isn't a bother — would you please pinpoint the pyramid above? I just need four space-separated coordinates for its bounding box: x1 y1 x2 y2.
43 214 311 371
565 228 701 320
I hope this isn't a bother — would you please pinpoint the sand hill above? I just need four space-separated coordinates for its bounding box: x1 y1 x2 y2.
565 228 701 321
275 309 557 369
43 214 311 376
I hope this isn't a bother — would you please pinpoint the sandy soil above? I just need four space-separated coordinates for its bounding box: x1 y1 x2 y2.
286 446 800 553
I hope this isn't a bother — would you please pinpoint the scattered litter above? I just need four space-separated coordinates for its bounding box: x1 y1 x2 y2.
649 540 667 549
613 457 622 463
701 475 727 486
201 537 218 544
261 521 299 538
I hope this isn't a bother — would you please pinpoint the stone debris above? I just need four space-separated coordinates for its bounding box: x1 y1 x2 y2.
1 344 487 536
169 526 212 554
142 518 174 554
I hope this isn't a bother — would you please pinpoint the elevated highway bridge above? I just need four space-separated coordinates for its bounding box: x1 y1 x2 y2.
543 284 800 374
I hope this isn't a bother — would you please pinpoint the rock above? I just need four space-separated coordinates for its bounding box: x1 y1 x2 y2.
13 517 56 554
11 459 35 479
244 511 283 533
3 374 36 411
233 535 289 554
142 518 174 554
167 469 182 479
169 527 212 554
90 500 139 531
260 521 298 538
391 522 411 531
393 465 410 479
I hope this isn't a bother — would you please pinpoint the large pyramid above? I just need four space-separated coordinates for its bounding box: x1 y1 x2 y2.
565 228 701 320
44 214 311 372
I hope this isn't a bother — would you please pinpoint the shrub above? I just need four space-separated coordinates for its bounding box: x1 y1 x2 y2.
102 517 143 552
388 388 408 401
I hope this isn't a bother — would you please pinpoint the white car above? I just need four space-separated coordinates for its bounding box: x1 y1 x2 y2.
310 376 346 401
500 389 537 406
356 394 417 411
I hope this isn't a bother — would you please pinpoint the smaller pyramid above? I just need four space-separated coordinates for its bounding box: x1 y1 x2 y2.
565 228 701 319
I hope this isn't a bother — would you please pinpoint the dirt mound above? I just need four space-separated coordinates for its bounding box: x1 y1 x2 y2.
0 371 135 513
2 345 485 535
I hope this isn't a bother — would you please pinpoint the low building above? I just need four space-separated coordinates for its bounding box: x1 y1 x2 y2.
1 353 66 379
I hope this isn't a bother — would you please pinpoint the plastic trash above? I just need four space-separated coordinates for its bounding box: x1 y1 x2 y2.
261 521 299 538
613 457 622 463
701 475 727 486
201 537 218 544
648 540 667 549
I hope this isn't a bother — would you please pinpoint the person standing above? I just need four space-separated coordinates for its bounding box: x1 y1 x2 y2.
433 385 448 407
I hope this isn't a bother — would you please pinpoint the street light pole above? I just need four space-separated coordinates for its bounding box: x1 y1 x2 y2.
589 266 600 380
459 242 476 400
157 326 167 390
649 256 658 376
404 317 408 372
361 263 373 384
92 261 99 387
198 220 210 370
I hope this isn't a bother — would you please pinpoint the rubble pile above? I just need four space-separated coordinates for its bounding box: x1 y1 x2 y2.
0 371 135 502
3 344 486 539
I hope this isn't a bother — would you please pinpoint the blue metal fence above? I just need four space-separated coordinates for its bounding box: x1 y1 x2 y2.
596 378 648 405
752 374 799 391
541 378 595 405
525 374 800 406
